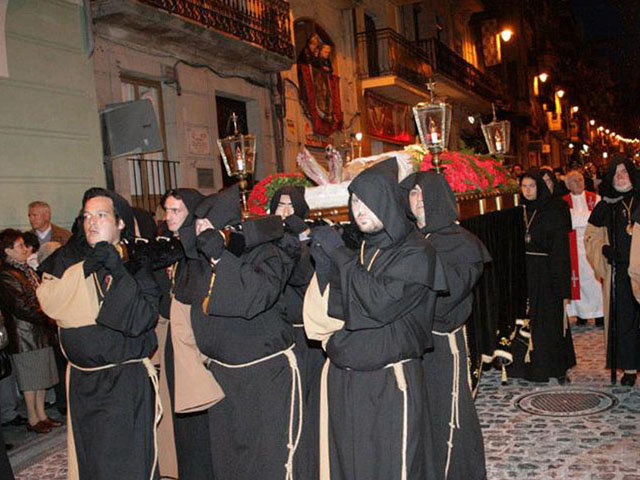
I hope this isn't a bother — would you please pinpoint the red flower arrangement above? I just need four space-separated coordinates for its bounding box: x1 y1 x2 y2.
405 145 515 193
246 173 313 215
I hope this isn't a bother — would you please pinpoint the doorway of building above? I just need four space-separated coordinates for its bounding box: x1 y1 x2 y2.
215 95 253 188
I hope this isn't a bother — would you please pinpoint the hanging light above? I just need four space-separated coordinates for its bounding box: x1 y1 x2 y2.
556 89 565 98
605 129 610 134
481 103 511 156
413 81 452 173
500 29 514 42
538 73 549 83
603 152 608 159
590 119 596 126
468 115 476 124
216 112 257 210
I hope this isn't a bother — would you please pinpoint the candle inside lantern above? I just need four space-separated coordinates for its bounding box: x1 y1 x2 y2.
494 129 503 153
235 144 244 171
428 117 440 144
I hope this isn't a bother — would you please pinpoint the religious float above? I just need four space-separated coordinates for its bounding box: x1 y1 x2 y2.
218 92 527 393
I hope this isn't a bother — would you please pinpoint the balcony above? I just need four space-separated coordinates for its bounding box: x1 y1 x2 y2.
417 38 505 107
91 0 295 74
356 28 432 105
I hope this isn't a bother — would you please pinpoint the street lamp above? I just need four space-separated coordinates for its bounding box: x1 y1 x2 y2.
538 73 549 83
571 106 579 113
413 82 452 174
217 112 257 210
556 89 565 98
590 119 596 126
481 103 511 157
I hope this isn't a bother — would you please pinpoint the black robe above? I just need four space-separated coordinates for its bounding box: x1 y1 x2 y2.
272 186 326 479
589 158 640 370
324 159 446 480
41 190 160 480
160 188 216 480
401 171 490 480
509 170 576 382
191 212 296 480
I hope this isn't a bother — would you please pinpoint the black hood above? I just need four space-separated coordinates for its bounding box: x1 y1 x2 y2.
519 168 552 208
269 186 309 219
133 207 158 240
347 157 411 248
598 156 639 200
162 188 203 259
400 171 458 233
242 215 284 249
194 184 242 230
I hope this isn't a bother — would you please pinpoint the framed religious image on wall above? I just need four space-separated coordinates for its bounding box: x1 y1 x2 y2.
365 91 414 145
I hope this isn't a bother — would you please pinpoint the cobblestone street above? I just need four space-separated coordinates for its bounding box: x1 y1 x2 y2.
10 324 640 479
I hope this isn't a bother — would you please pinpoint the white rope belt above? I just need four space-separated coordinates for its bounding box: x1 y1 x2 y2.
292 324 304 328
207 344 303 480
319 358 411 480
433 326 463 480
526 251 549 256
66 355 162 480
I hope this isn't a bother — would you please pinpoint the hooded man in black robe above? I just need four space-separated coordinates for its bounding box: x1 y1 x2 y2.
309 159 447 480
401 171 490 480
585 157 640 386
509 169 576 383
270 185 325 478
37 187 160 480
190 187 300 480
158 187 218 480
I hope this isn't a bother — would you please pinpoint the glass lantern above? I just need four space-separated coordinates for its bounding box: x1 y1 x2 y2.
481 104 511 156
413 83 452 173
216 113 257 210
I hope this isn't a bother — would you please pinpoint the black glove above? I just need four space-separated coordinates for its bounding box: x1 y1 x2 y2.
310 225 344 256
83 241 112 277
310 241 333 291
284 215 309 235
102 242 127 279
197 229 225 261
602 245 615 264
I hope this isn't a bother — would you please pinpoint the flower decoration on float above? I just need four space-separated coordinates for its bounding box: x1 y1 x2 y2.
246 173 312 216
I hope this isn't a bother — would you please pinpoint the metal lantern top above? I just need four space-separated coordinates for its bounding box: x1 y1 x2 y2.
216 113 257 178
481 104 511 155
413 83 452 152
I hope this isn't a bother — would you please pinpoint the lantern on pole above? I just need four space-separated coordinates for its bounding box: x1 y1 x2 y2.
481 103 511 157
216 112 257 210
413 81 452 173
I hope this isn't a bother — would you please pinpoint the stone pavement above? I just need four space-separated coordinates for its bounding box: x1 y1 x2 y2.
9 323 640 479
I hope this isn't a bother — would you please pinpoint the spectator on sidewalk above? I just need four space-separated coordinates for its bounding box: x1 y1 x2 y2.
28 201 71 246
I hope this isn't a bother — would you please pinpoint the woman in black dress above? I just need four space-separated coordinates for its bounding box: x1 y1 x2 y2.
509 169 577 382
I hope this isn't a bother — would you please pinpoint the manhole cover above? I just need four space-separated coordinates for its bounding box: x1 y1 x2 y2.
516 388 617 417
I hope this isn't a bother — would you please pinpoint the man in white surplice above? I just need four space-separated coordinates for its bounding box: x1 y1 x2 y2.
562 170 604 326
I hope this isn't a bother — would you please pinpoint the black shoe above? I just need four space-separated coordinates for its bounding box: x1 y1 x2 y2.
576 318 587 326
1 414 28 427
621 373 637 387
595 317 604 327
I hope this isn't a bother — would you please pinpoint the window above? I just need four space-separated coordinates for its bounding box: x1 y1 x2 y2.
121 77 177 213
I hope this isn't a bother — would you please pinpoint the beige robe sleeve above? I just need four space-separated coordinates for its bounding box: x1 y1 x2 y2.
628 222 640 303
584 223 612 344
303 273 344 347
36 262 99 328
170 299 225 413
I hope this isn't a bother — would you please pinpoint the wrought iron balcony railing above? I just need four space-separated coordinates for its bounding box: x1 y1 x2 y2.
139 0 295 59
356 28 432 90
417 38 505 101
128 158 179 214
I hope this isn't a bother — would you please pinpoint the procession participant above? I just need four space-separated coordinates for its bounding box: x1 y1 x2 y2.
271 185 324 478
191 188 299 480
562 171 604 326
509 170 576 383
585 157 640 386
401 171 490 480
308 159 447 480
36 188 160 480
159 188 222 480
628 207 640 303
